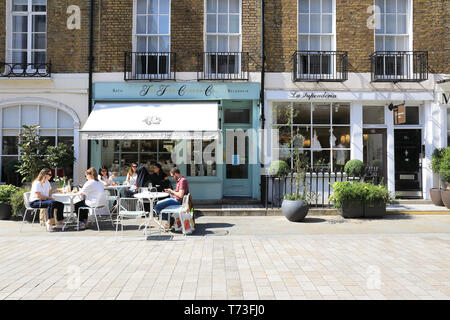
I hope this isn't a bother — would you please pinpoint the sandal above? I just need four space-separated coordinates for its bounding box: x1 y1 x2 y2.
46 222 54 233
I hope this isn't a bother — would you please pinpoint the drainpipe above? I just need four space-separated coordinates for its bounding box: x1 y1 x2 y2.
87 0 95 168
260 0 266 200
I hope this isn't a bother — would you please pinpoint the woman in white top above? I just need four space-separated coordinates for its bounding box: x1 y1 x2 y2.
29 168 65 232
98 167 115 186
124 163 138 197
74 167 105 230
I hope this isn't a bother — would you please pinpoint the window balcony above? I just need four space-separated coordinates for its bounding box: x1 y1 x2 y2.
370 51 428 82
197 52 249 81
124 52 176 81
0 62 51 78
292 51 348 82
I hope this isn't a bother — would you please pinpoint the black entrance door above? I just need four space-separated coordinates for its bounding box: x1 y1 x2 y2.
394 129 422 198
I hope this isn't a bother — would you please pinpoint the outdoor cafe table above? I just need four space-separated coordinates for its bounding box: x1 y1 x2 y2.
53 192 82 230
133 192 169 234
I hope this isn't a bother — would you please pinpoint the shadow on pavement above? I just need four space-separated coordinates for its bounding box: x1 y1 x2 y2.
382 214 414 220
193 223 234 236
300 217 327 223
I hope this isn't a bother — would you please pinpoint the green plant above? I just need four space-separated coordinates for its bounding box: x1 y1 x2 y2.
10 187 30 217
329 181 393 208
439 147 450 184
17 125 51 182
0 185 19 205
344 159 365 176
17 125 76 182
431 148 445 174
269 160 289 177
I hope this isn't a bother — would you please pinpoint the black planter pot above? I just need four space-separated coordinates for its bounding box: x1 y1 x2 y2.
441 190 450 210
0 204 12 220
364 201 386 218
339 201 364 218
430 188 444 207
281 200 309 222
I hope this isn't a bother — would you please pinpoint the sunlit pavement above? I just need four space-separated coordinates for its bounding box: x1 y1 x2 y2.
0 214 449 300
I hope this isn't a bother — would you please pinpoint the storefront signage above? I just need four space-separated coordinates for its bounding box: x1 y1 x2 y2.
442 92 450 105
289 91 337 100
95 82 260 101
143 116 162 126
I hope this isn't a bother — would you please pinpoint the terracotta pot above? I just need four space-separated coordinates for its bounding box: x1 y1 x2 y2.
430 188 444 207
440 190 450 209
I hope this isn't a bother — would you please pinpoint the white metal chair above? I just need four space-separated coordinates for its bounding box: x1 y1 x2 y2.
76 191 113 231
20 192 39 232
106 188 120 214
115 197 148 239
159 194 190 236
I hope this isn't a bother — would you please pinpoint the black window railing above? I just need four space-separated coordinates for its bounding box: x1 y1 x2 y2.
197 52 249 81
124 52 176 81
0 62 51 78
370 51 428 82
292 51 348 82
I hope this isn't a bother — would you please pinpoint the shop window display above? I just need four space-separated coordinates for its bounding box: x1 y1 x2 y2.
273 102 351 171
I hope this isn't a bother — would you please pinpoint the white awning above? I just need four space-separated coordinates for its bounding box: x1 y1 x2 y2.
80 102 220 140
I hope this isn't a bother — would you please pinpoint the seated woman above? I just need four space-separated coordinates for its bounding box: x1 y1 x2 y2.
74 167 105 230
29 168 65 232
124 163 138 197
98 167 114 187
150 162 170 192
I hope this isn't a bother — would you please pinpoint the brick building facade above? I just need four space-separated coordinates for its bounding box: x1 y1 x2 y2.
0 0 449 202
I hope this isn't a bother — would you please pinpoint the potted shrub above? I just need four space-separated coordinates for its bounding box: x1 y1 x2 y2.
364 183 393 218
10 187 31 221
329 181 366 218
430 148 445 206
0 185 19 220
439 147 450 209
344 159 365 178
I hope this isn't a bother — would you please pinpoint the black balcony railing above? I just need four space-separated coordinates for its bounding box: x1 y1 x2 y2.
124 52 176 81
0 62 51 77
292 51 348 82
370 51 428 82
197 52 249 81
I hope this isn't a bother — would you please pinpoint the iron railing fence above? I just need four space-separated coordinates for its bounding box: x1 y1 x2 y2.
197 52 249 81
124 52 176 81
0 62 51 77
292 51 348 82
370 51 428 82
264 167 381 209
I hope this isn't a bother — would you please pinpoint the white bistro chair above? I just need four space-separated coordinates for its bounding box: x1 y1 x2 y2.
159 194 190 236
115 197 148 239
76 191 113 231
20 192 40 232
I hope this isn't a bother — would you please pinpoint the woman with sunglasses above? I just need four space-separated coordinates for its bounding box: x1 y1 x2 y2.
29 168 65 232
98 167 115 187
124 163 138 197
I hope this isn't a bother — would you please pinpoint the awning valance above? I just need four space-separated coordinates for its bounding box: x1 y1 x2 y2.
80 102 219 140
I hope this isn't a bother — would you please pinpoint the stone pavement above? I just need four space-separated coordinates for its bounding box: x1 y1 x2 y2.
0 215 449 300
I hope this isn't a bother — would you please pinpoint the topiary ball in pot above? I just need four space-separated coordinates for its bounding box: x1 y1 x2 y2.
269 160 289 177
344 159 365 176
0 185 19 220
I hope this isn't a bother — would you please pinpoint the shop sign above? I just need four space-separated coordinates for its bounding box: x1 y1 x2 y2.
95 82 261 100
441 92 450 105
289 91 337 100
394 105 406 125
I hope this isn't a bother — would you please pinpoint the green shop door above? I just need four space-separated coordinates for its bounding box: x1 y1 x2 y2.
223 105 252 197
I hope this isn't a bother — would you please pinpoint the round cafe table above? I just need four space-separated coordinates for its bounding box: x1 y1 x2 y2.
53 192 82 230
133 192 169 234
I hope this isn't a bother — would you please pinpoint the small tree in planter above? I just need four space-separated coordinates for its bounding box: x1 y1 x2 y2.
281 139 314 222
46 144 76 180
430 148 445 206
0 185 19 220
439 147 450 209
344 159 365 178
10 187 31 220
